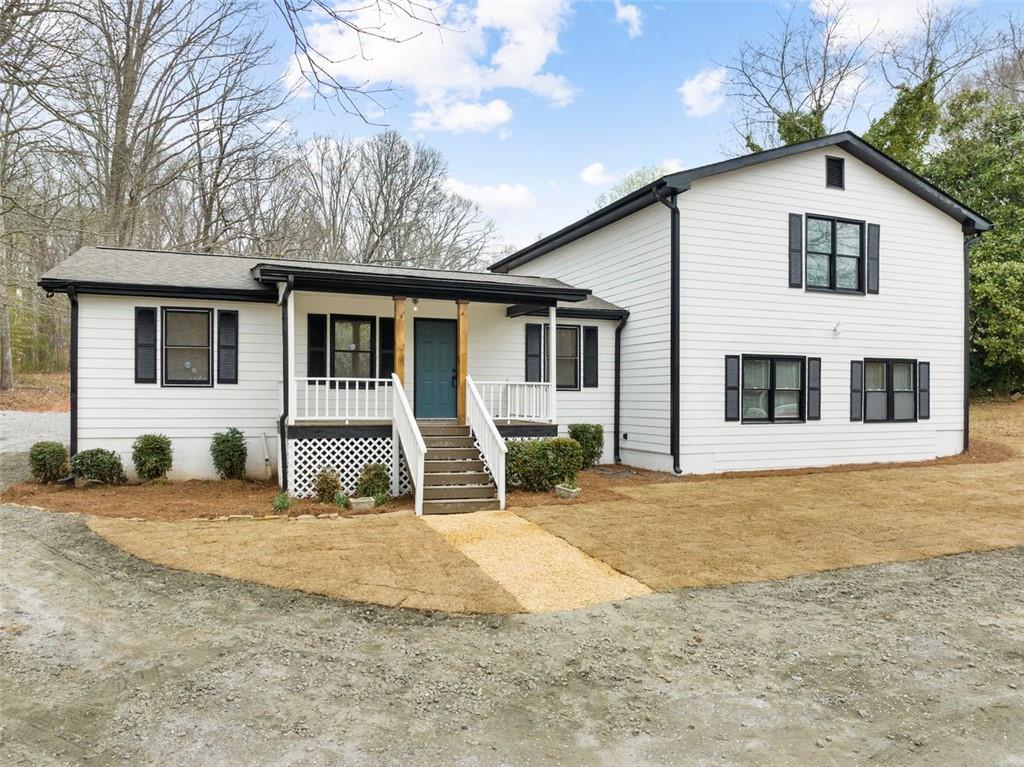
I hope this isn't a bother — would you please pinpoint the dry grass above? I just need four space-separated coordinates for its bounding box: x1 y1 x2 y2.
518 400 1024 591
89 513 522 614
0 372 69 412
2 479 412 520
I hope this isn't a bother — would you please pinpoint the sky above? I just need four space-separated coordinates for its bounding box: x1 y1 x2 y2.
271 0 1019 251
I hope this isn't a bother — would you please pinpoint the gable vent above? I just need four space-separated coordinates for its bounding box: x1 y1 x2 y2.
826 156 845 189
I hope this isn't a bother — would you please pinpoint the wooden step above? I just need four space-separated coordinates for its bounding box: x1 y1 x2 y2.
425 447 480 461
418 422 471 437
423 498 500 514
425 459 485 473
423 471 491 486
423 484 496 501
424 436 476 449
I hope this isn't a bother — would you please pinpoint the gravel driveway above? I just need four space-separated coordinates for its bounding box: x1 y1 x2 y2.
0 410 69 489
2 504 1022 766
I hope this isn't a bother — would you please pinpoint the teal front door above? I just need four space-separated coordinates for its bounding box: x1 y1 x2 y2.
414 319 457 418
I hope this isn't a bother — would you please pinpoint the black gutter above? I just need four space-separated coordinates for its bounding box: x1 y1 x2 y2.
653 183 682 475
613 312 629 464
963 233 983 453
38 279 277 303
279 277 294 491
68 287 78 456
253 265 590 305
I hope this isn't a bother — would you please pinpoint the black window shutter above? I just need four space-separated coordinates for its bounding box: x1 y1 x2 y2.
582 326 599 387
918 361 930 419
867 223 880 294
379 318 395 380
807 357 822 420
788 213 803 288
217 310 239 384
525 324 543 382
134 307 157 383
725 355 740 421
307 314 327 378
850 360 864 421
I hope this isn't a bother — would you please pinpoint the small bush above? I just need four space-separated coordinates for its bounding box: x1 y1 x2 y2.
314 468 341 504
506 437 584 491
568 424 604 468
372 491 391 508
355 462 390 498
272 492 292 512
70 448 127 484
132 434 173 481
29 441 68 483
334 490 349 509
210 428 247 479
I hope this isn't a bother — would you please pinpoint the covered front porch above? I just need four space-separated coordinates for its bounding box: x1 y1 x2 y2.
261 260 597 514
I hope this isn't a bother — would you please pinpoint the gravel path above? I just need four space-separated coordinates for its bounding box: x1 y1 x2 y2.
2 504 1022 766
0 411 69 489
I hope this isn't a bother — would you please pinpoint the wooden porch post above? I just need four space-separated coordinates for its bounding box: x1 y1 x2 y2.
457 299 469 424
548 304 557 424
393 296 406 384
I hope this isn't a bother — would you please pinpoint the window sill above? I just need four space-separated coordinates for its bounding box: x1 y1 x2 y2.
805 286 866 296
740 418 806 424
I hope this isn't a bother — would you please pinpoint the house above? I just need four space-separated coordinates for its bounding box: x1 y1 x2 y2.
38 132 990 514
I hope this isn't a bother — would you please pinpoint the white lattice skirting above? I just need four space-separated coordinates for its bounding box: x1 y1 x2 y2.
288 437 412 498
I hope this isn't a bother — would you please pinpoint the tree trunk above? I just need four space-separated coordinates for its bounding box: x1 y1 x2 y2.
0 281 13 391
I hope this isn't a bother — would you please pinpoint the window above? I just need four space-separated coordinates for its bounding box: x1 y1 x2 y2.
806 216 864 292
826 156 845 189
162 308 212 386
524 323 587 391
330 315 375 378
742 356 805 422
864 359 917 422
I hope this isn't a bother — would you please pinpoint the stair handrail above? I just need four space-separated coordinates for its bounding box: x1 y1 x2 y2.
466 374 507 510
391 374 426 515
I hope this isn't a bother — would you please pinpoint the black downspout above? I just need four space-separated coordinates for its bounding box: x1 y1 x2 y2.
654 184 682 475
613 313 629 464
68 287 78 456
279 277 294 490
963 233 982 453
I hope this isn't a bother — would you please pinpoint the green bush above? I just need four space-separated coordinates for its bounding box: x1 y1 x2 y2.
506 437 584 491
29 441 68 483
70 448 127 484
568 424 604 468
272 492 292 512
210 428 247 479
355 462 390 498
372 491 391 508
334 490 349 509
314 468 341 504
132 434 173 481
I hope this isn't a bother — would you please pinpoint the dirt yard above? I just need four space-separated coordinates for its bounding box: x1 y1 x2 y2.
2 504 1022 765
0 372 69 412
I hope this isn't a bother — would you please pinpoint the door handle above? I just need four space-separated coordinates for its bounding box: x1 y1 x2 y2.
451 374 456 388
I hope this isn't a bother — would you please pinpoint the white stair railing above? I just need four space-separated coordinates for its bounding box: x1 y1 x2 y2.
391 374 426 515
295 377 393 421
466 375 507 510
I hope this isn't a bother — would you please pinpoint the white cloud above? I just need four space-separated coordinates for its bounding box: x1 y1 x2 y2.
412 99 513 133
678 66 728 117
614 0 643 38
287 0 574 134
661 157 685 173
445 178 536 210
579 162 617 186
810 0 963 47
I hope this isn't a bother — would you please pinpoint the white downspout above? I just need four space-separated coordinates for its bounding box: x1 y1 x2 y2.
548 304 557 424
286 287 297 427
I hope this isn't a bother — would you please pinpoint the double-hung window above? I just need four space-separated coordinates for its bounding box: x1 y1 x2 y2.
806 216 864 292
331 315 375 378
555 326 580 391
864 359 916 422
162 308 212 386
525 324 584 391
742 356 805 422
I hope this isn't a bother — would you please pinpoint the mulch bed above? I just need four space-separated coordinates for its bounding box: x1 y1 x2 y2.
1 479 412 521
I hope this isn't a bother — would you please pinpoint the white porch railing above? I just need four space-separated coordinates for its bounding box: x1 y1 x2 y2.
475 381 554 422
295 377 393 421
466 375 507 510
391 374 426 515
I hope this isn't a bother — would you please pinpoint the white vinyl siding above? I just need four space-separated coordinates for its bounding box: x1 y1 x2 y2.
76 294 281 479
506 203 673 471
677 146 965 473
